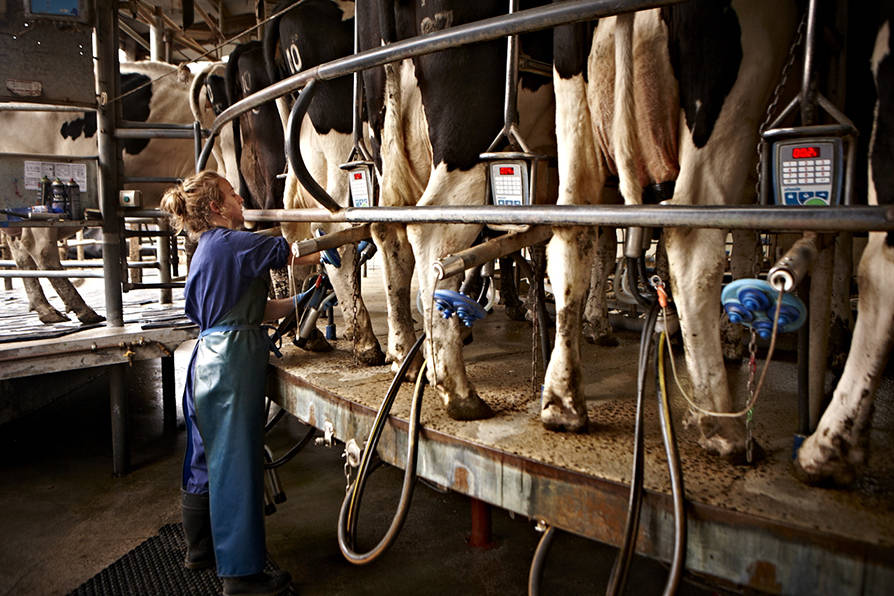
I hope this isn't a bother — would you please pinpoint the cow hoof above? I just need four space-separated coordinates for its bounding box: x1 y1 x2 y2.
541 403 588 433
39 309 69 324
695 415 748 459
582 322 618 347
391 351 423 382
792 438 859 487
77 311 106 325
583 330 619 347
503 303 527 322
445 393 494 421
302 328 333 352
355 344 386 366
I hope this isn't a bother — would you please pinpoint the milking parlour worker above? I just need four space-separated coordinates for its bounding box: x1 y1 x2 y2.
161 170 318 596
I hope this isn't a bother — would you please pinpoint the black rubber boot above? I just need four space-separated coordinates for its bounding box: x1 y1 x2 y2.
222 570 292 596
181 490 215 570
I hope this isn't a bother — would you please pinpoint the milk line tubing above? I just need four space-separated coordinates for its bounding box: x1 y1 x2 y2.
195 0 688 174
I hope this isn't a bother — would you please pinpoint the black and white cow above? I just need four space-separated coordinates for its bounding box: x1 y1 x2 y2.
543 2 798 456
225 42 289 214
1 61 209 324
794 2 894 485
190 61 241 190
357 1 557 419
262 0 386 365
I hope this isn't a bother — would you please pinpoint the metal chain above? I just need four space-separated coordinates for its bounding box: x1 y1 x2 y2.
754 12 808 203
350 242 360 365
745 327 758 463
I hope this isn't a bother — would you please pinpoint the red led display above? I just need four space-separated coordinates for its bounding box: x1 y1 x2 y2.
353 173 363 180
792 146 820 159
499 166 516 176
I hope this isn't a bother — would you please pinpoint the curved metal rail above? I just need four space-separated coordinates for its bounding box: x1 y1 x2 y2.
196 0 686 171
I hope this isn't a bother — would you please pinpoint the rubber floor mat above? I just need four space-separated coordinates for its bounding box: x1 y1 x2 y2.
67 523 295 596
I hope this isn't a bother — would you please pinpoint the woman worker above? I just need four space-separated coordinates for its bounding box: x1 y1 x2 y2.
162 170 318 596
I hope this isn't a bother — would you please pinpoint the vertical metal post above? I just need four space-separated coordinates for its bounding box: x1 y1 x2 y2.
1 245 12 291
97 0 129 475
162 355 176 435
109 363 130 476
150 7 164 61
503 0 521 137
95 0 124 328
158 218 173 303
468 498 493 548
800 0 820 126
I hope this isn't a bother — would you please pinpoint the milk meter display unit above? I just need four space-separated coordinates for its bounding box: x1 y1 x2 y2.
346 165 374 208
488 161 530 206
772 137 843 206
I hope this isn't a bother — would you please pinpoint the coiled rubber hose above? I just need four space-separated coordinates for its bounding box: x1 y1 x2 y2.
337 334 427 564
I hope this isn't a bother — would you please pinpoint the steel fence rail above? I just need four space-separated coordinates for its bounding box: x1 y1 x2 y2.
242 205 894 233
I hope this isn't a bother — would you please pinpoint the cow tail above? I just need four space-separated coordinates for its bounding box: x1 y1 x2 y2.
263 15 282 89
189 69 208 125
612 12 643 205
380 62 425 202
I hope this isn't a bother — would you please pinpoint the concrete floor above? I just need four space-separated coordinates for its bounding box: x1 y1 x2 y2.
0 355 732 596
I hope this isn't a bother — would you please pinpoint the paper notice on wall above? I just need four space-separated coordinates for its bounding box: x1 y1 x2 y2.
23 160 88 193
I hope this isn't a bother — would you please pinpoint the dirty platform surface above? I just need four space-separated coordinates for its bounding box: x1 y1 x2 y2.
268 272 894 594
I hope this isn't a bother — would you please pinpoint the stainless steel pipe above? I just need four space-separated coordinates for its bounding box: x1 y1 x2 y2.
243 205 894 233
0 270 105 278
433 225 551 280
291 224 372 258
768 232 820 292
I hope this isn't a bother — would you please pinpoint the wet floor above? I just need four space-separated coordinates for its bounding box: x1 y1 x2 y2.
0 356 731 595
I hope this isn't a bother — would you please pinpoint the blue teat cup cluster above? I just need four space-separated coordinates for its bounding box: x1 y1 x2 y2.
721 278 807 339
433 290 488 327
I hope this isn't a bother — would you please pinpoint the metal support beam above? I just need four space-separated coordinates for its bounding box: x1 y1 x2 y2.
109 363 129 476
162 355 176 435
150 6 164 61
95 0 125 328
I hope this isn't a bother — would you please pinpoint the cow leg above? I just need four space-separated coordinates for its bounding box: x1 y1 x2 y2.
540 69 604 432
665 226 745 455
325 242 385 366
794 234 894 485
408 165 492 420
371 222 421 377
541 226 595 431
6 233 69 323
582 226 618 346
24 229 104 324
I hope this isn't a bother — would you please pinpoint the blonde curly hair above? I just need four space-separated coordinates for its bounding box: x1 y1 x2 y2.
160 170 226 240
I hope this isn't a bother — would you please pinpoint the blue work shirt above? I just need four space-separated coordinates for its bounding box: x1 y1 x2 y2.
185 227 290 330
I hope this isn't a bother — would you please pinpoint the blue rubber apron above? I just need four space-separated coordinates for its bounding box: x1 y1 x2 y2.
188 277 270 577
